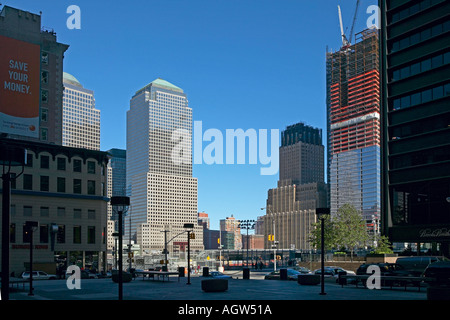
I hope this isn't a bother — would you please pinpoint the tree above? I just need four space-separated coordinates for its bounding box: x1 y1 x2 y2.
370 235 394 254
309 214 336 251
333 204 369 261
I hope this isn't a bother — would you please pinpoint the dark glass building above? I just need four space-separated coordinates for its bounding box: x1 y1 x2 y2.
380 0 450 256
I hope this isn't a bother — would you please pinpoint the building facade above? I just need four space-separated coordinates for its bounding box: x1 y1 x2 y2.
380 0 450 256
126 78 202 254
220 215 242 250
264 123 328 250
0 6 69 145
326 28 381 236
62 72 100 150
0 138 109 275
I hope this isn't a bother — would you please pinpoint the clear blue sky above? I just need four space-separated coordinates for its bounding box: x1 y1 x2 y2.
7 0 377 230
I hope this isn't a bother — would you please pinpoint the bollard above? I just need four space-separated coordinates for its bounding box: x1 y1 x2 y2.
203 267 209 277
243 267 250 280
280 268 288 280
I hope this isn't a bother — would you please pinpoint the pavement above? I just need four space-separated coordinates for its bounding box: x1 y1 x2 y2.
2 269 441 318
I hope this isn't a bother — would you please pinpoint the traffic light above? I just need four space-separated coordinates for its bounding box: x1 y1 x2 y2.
268 234 274 241
190 232 195 239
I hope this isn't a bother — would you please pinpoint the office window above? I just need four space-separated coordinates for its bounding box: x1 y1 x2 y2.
57 157 66 170
73 226 82 244
40 155 49 169
73 179 82 194
87 226 95 244
87 180 95 195
57 225 65 244
57 177 66 193
40 225 49 243
87 161 96 174
73 159 82 172
40 175 49 192
10 223 16 243
26 153 33 167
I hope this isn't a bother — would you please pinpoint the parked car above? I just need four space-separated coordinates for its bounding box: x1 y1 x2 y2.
356 263 412 277
396 256 449 276
65 269 98 279
208 271 232 279
21 271 56 280
314 267 337 278
327 266 356 276
422 261 450 287
292 266 311 274
264 269 302 280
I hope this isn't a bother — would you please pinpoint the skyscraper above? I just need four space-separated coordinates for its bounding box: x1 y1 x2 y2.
380 0 450 255
326 28 381 236
62 72 100 150
126 78 202 253
264 122 328 250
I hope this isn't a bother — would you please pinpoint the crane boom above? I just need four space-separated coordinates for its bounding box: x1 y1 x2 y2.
349 0 361 44
338 5 349 47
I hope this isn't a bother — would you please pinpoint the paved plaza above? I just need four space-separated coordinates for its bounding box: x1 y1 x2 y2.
2 270 437 318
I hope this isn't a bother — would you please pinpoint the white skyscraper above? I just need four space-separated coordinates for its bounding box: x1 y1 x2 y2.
126 78 202 253
62 72 100 150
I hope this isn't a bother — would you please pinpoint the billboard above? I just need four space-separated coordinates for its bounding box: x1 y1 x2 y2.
0 35 40 138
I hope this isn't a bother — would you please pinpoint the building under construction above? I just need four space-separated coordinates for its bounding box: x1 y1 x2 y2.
326 28 381 236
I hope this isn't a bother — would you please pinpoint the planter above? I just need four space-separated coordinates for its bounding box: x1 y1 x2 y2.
112 272 133 283
201 279 228 292
365 253 398 264
298 274 320 285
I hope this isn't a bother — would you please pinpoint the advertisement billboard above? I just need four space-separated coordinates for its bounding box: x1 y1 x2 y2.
0 35 40 138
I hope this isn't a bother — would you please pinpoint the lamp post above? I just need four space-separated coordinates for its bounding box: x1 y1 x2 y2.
110 196 130 300
0 143 26 301
316 207 330 296
25 221 38 296
239 220 255 267
183 223 194 285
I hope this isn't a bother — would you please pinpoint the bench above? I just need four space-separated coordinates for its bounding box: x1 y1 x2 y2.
134 271 179 282
340 274 434 291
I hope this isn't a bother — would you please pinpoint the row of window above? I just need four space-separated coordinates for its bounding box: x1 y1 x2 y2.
391 51 450 81
15 174 99 195
11 224 100 245
25 154 98 174
11 205 97 220
390 0 445 24
392 82 450 110
391 20 450 53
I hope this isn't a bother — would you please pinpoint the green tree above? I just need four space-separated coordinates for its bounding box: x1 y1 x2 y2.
333 204 369 261
370 235 394 254
309 214 336 251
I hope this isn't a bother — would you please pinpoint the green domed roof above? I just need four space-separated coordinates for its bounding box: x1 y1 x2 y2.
63 72 82 87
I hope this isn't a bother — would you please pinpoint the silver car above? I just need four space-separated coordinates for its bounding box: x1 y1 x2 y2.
21 271 57 280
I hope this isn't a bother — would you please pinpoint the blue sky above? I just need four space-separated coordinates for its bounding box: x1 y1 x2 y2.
7 0 377 230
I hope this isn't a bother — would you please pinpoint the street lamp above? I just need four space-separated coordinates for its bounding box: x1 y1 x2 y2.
110 196 130 300
0 143 26 301
239 220 255 267
316 207 330 296
183 223 194 285
25 221 38 296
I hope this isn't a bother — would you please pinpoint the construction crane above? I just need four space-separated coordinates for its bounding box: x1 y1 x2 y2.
338 0 361 48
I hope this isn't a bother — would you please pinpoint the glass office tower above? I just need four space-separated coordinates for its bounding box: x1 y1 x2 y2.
326 29 381 236
380 0 450 256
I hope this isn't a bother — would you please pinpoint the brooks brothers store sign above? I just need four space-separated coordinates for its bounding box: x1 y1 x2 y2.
391 226 450 242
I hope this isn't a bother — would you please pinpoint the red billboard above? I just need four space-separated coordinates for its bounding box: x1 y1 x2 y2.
0 35 40 138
